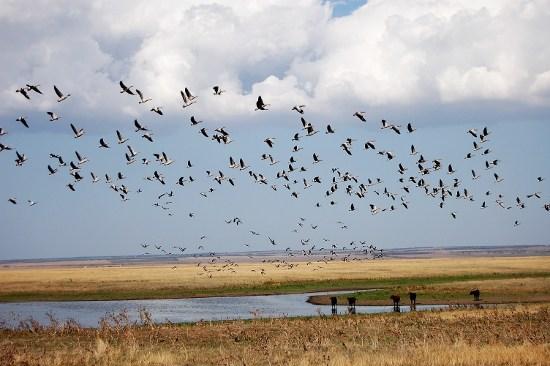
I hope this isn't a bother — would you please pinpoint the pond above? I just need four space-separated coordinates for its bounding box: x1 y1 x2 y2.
0 291 447 328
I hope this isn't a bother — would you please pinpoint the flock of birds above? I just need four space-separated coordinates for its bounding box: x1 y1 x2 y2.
3 81 549 277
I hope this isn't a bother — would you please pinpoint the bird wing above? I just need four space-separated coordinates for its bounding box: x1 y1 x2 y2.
54 85 63 98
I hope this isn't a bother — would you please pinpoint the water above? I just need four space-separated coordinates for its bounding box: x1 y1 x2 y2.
0 292 446 328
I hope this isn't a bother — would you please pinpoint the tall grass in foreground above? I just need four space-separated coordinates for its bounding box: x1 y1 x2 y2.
1 305 549 365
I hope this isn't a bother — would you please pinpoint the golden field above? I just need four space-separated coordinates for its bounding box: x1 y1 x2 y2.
1 305 549 366
1 256 549 301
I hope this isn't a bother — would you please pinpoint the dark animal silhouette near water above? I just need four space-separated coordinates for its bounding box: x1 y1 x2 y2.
409 292 417 310
347 296 356 314
470 288 480 301
330 296 338 315
390 294 400 312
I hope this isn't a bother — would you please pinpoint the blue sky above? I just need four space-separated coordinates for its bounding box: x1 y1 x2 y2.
1 0 549 260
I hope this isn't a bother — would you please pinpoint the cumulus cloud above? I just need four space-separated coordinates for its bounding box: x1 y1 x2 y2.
1 0 549 124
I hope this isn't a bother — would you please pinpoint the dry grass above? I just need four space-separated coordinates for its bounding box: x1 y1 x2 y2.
1 256 549 301
1 305 549 366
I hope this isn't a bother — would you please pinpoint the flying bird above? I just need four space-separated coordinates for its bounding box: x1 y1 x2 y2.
47 112 60 121
99 138 110 148
213 85 225 95
16 117 29 128
353 112 366 122
136 89 151 104
150 106 163 115
255 96 269 111
54 85 70 102
119 81 135 95
264 138 275 148
134 119 149 132
292 105 305 114
70 123 85 138
116 130 128 144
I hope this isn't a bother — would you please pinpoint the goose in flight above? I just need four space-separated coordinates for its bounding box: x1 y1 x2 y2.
136 89 151 104
124 153 136 165
70 123 85 138
0 143 12 152
181 88 197 108
134 119 149 132
47 164 57 175
494 173 503 183
447 164 456 174
325 124 335 134
161 152 174 166
27 200 38 206
99 138 110 148
292 105 305 114
54 85 70 102
264 137 275 148
47 112 60 121
380 119 392 129
312 153 322 164
142 133 154 142
16 117 29 128
190 116 202 125
255 96 269 110
8 198 17 205
0 128 6 136
150 106 163 115
119 81 135 95
116 130 128 144
406 122 416 133
369 204 381 215
467 128 477 138
26 84 42 94
15 151 27 166
390 125 401 134
353 112 366 122
341 143 352 156
75 150 88 165
213 85 225 95
16 88 30 100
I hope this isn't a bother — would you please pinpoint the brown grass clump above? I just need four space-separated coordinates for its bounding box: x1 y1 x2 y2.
1 305 549 366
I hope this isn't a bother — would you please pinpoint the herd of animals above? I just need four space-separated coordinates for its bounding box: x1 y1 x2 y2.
333 289 482 313
3 81 549 278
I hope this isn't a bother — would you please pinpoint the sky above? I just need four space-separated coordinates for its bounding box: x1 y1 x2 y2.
1 0 549 260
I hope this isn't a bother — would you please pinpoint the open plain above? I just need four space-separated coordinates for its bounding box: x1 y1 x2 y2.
1 255 550 365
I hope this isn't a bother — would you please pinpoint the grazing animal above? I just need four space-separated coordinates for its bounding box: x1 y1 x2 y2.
409 292 417 305
330 296 338 315
347 296 356 314
470 288 480 301
390 294 400 312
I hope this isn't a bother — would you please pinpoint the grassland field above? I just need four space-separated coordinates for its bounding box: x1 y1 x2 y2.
2 256 550 365
2 304 549 365
0 256 549 303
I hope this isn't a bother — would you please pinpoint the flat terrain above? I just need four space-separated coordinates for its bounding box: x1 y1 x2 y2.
1 304 549 366
1 256 549 302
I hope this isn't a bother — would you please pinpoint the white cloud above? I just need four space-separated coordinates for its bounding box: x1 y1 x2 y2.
1 0 549 124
